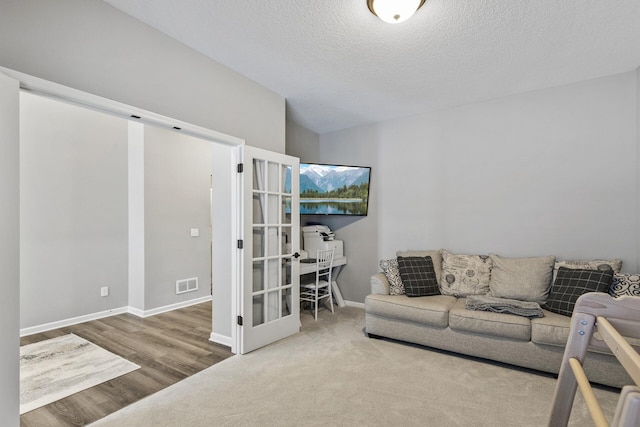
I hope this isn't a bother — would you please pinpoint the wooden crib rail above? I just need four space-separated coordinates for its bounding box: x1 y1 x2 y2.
548 293 640 427
597 316 640 386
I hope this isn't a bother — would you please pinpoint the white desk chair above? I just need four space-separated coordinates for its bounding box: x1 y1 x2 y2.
300 248 335 320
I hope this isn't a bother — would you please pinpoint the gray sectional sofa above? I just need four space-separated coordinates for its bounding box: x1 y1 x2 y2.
364 251 634 388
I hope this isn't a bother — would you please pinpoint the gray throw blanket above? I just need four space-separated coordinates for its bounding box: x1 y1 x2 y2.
465 294 544 318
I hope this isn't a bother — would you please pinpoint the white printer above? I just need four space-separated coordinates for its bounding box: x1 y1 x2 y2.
302 225 343 258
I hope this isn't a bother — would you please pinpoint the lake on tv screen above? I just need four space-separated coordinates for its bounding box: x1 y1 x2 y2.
300 200 368 215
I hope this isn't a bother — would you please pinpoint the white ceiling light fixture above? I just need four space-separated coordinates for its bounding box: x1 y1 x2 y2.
367 0 426 24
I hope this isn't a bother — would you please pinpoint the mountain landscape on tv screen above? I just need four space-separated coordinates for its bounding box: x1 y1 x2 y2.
300 164 369 193
299 164 370 215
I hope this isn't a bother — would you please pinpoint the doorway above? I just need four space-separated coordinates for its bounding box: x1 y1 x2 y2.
19 91 224 331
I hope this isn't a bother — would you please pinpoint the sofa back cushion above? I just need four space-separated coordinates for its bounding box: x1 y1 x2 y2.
440 250 492 297
397 256 439 297
488 254 555 303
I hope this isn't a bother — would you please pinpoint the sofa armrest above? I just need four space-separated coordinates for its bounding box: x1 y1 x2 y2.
371 272 390 295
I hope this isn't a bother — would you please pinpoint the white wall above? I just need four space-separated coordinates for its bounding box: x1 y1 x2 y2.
320 71 639 303
20 92 129 328
0 72 20 426
0 0 285 153
144 126 213 309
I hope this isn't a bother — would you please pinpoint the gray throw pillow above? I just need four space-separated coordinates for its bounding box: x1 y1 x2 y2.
544 267 613 317
489 254 556 303
396 250 442 284
397 256 439 297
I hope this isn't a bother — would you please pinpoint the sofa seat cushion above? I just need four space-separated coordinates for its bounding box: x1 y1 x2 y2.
530 309 571 347
365 294 457 328
449 298 531 341
531 309 640 355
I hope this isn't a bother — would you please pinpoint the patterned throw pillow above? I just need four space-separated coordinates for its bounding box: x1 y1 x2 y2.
609 273 640 298
380 258 404 295
397 256 439 297
553 259 621 281
543 267 614 317
440 250 492 297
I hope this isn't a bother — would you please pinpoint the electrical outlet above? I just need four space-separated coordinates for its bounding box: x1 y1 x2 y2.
101 286 109 297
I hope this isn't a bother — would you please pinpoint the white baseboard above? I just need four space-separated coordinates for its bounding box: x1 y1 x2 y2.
131 295 212 318
209 332 233 348
344 300 365 309
20 306 129 337
20 295 213 337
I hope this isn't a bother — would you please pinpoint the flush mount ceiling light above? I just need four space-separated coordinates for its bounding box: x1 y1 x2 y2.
367 0 426 24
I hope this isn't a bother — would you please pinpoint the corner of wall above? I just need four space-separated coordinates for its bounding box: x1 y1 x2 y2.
285 120 320 162
636 66 640 271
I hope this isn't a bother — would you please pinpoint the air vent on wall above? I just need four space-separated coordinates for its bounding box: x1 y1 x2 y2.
176 277 198 295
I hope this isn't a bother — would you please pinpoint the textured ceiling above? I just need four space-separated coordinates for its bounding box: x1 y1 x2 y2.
103 0 640 134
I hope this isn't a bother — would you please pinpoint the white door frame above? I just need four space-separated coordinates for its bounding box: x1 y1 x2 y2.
3 66 246 354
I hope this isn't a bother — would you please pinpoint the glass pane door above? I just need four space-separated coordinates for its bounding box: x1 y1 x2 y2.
239 146 299 354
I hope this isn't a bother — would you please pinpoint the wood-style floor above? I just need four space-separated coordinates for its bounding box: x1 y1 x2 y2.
20 301 233 427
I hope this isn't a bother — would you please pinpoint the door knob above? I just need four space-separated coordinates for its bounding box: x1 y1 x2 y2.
293 252 301 259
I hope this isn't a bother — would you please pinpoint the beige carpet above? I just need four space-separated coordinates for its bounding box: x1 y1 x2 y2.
91 307 619 426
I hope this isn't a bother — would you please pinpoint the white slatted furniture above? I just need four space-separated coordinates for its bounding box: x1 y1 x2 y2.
300 249 335 320
548 293 640 427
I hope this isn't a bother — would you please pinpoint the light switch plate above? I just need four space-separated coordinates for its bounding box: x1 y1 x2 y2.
190 228 199 237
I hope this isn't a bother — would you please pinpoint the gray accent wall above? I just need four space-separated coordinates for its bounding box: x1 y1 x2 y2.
0 0 285 153
319 71 639 303
20 92 129 328
285 120 319 161
0 72 20 426
143 126 213 309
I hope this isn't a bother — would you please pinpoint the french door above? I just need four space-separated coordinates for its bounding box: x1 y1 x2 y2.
238 146 300 354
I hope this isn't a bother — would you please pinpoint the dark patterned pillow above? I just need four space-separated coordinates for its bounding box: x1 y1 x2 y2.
543 267 613 316
397 256 439 297
380 258 404 295
609 273 640 298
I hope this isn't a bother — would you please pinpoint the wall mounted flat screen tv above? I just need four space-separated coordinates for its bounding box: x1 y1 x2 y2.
299 163 371 216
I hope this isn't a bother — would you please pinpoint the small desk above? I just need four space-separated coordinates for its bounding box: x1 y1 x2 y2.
299 256 348 307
